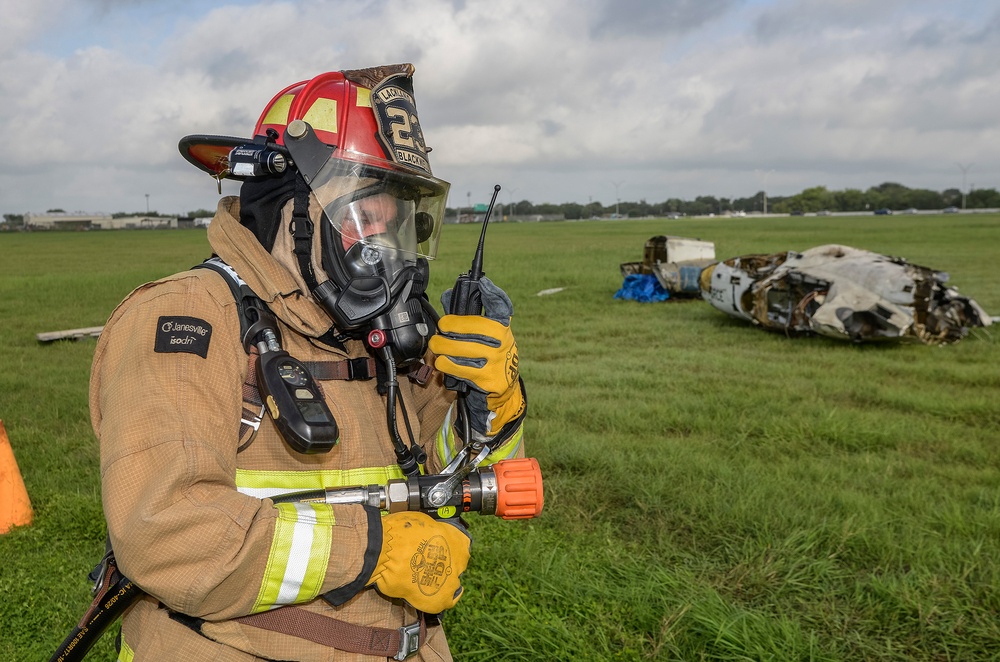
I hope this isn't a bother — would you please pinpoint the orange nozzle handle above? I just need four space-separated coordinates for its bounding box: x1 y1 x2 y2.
492 457 544 520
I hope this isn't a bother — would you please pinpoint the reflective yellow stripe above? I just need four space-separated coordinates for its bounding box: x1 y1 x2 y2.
253 502 334 612
436 405 524 465
356 87 372 107
117 639 135 662
261 94 294 126
435 404 459 465
236 464 406 499
302 98 338 133
484 422 524 464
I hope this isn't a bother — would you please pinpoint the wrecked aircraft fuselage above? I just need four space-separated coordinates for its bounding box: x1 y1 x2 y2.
700 244 992 344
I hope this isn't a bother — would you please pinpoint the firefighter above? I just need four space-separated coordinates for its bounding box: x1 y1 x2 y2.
90 64 526 660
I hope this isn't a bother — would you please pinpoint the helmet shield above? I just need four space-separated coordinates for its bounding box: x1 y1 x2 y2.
308 151 449 261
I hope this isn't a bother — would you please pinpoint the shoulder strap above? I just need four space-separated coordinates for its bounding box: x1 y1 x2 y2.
192 258 265 451
194 257 348 352
193 257 266 349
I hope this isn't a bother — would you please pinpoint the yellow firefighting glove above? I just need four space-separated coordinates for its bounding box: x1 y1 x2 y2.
368 512 471 613
429 277 525 438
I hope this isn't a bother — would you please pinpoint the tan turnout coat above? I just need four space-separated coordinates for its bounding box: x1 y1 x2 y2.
91 197 480 661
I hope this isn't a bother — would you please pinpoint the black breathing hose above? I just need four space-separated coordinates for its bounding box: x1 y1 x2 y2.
380 346 421 477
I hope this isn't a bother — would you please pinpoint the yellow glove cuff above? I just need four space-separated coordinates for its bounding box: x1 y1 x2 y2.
486 380 525 436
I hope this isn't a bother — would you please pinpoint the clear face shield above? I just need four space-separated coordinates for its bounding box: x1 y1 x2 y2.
309 152 449 270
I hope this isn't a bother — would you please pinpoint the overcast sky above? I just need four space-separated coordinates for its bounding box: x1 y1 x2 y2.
2 0 998 215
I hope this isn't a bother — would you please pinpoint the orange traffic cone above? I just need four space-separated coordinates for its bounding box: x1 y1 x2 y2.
0 419 33 533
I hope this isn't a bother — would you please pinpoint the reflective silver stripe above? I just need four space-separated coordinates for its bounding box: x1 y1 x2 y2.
277 503 318 604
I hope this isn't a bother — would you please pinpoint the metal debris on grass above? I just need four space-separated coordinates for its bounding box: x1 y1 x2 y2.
618 236 717 300
700 244 992 344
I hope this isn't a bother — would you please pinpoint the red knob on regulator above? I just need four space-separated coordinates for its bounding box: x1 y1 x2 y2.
367 329 387 349
492 457 544 520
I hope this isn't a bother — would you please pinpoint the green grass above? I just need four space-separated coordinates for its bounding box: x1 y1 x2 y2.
1 214 999 660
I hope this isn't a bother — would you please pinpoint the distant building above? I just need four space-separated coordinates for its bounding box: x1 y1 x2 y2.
24 212 181 230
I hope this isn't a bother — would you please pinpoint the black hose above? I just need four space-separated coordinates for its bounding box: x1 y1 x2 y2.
48 575 140 662
381 346 420 477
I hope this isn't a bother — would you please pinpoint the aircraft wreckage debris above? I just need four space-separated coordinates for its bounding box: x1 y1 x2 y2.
618 236 717 302
699 244 992 344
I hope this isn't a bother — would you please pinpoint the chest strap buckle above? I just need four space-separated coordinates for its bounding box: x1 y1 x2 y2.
348 356 374 380
303 357 376 381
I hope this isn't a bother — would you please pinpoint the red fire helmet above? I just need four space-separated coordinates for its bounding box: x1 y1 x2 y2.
179 64 439 182
178 65 450 261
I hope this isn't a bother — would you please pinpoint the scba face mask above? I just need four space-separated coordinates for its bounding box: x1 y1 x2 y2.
324 185 431 346
287 134 449 366
324 179 437 285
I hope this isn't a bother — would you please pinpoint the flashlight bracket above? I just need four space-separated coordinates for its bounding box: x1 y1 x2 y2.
228 131 289 179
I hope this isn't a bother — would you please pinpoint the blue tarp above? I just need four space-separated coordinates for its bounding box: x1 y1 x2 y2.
614 274 670 302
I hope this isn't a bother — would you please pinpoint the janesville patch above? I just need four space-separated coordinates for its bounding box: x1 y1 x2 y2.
154 316 212 359
371 72 432 176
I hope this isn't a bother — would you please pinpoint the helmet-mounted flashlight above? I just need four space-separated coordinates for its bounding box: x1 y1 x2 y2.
228 144 287 178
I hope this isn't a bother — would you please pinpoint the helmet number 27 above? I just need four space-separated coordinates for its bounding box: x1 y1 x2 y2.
385 107 416 148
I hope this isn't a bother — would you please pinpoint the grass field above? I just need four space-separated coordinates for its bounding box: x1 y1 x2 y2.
1 213 998 660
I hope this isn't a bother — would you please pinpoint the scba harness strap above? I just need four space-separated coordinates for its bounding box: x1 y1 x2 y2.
234 607 427 661
194 258 393 454
193 257 432 387
238 348 264 452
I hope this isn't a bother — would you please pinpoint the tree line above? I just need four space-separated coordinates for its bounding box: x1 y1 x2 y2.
5 183 999 229
447 183 1000 219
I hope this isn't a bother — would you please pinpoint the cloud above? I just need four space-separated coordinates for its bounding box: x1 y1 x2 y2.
1 0 999 214
590 0 739 37
0 0 73 56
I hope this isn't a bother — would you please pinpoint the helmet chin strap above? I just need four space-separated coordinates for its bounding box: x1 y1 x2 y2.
291 173 321 292
288 172 362 342
284 168 428 478
280 173 425 479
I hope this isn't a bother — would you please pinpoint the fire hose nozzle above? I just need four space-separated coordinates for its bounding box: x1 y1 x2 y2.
490 457 544 520
285 457 545 520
